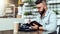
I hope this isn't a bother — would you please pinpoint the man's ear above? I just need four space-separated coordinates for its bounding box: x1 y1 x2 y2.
44 6 46 9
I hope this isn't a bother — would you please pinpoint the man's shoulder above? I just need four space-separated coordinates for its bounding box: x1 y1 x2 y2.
48 9 56 17
48 9 56 14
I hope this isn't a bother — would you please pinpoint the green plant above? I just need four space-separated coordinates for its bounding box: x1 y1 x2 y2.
24 12 33 16
53 10 59 15
25 0 33 4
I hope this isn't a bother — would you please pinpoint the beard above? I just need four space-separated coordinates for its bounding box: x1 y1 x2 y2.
38 9 45 16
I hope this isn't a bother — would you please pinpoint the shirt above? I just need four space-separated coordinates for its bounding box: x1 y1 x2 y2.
35 9 57 33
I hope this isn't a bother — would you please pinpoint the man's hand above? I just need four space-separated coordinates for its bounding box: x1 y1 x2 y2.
39 27 44 31
31 23 38 30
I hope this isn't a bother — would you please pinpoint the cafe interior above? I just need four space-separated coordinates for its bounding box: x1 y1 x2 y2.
0 0 60 34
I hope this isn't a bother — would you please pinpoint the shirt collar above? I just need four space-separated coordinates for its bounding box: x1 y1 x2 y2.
44 9 49 17
37 9 50 18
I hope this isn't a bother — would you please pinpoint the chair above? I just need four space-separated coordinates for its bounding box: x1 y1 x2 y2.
58 25 60 34
57 25 60 34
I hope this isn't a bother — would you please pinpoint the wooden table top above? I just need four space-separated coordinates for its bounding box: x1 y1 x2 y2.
18 30 49 34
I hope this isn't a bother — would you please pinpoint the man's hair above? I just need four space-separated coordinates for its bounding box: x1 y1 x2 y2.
35 0 46 4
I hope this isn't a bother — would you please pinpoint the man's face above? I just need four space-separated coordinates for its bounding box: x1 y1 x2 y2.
36 3 45 13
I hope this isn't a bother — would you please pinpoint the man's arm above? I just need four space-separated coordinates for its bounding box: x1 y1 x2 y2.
40 13 57 32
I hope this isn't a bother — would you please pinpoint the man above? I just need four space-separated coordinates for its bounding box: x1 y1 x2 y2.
14 0 57 34
31 0 57 34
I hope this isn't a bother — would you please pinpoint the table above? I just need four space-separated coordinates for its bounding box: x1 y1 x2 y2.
18 31 51 34
0 30 13 34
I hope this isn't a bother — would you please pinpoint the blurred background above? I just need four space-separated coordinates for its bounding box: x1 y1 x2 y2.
0 0 60 24
0 0 60 18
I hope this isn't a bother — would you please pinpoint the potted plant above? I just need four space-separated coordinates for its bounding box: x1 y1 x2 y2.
23 11 34 19
53 10 59 15
24 11 33 16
